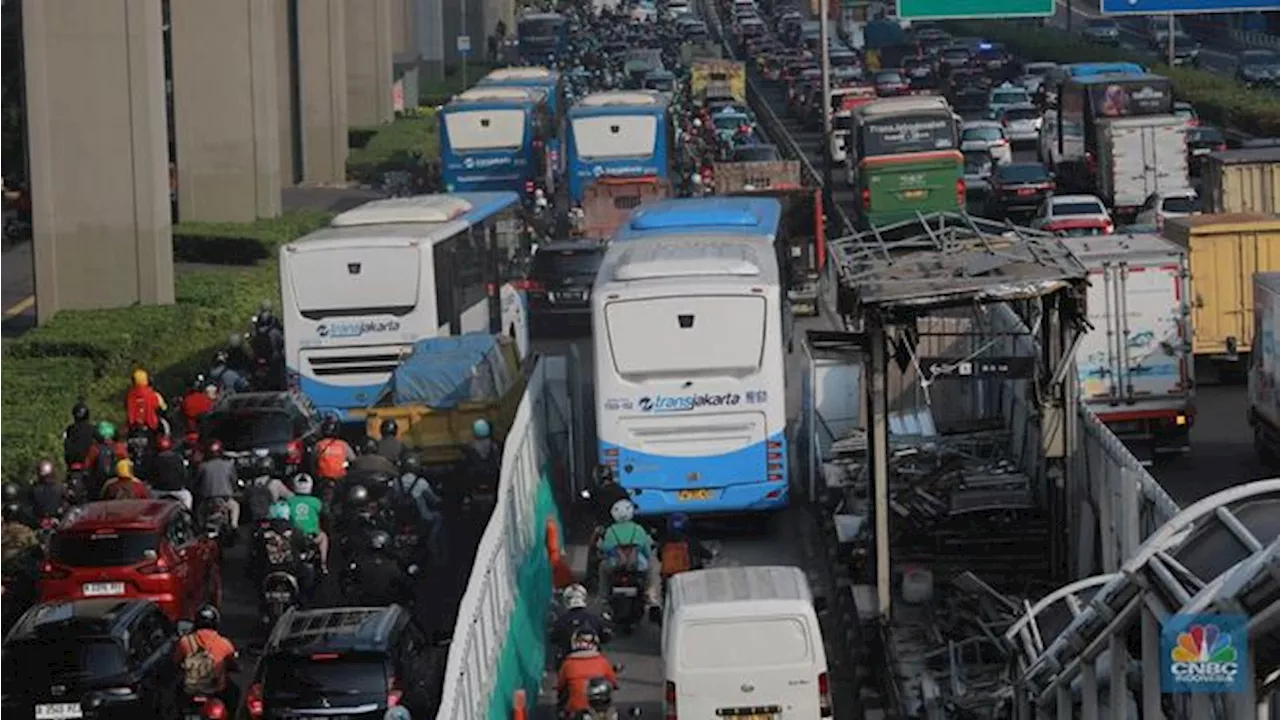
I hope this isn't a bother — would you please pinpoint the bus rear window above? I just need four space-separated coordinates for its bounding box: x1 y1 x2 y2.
572 116 658 160
679 618 813 670
864 114 957 156
444 109 527 152
605 296 766 376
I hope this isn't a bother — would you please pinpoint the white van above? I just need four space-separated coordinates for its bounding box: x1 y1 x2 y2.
662 566 832 718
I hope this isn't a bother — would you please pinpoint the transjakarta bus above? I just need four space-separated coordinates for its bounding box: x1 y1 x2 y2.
440 87 552 197
477 67 567 183
592 235 788 516
280 193 529 420
516 11 570 63
846 96 963 228
567 91 673 206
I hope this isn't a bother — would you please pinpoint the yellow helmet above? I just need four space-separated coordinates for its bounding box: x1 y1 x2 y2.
132 369 149 387
115 459 134 478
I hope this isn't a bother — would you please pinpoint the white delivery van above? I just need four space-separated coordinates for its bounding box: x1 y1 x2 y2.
662 566 832 718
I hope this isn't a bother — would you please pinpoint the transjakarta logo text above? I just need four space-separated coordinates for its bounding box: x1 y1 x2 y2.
317 320 401 338
1169 624 1239 686
462 156 518 169
638 393 740 412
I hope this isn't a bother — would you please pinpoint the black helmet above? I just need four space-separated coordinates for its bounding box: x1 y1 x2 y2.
213 350 229 366
190 373 208 391
254 454 275 476
2 502 21 523
400 453 422 475
368 530 391 552
347 484 370 507
360 437 379 456
321 416 340 437
194 604 221 631
2 483 21 503
585 677 614 710
593 465 615 485
380 418 399 438
72 401 90 422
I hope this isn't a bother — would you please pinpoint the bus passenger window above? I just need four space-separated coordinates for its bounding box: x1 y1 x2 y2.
434 243 457 331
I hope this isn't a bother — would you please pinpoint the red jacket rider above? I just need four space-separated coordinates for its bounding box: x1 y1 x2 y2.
557 646 618 713
126 369 167 432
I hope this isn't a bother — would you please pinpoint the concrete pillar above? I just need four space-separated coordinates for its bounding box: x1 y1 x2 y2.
345 0 395 127
390 0 414 58
297 0 349 183
23 0 173 320
416 0 445 81
276 0 300 186
170 0 281 222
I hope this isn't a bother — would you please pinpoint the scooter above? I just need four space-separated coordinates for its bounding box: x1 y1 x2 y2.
604 562 646 635
579 678 644 720
180 693 230 720
202 498 237 549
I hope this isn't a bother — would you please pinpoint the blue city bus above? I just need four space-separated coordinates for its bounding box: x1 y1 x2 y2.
477 67 567 187
440 86 552 198
566 91 673 206
517 12 570 63
1064 62 1148 78
614 197 782 242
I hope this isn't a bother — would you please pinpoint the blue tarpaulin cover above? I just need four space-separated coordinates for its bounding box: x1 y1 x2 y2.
385 333 511 409
865 20 907 50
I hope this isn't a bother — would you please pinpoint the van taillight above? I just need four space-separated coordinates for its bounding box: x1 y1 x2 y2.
286 440 303 465
665 681 677 720
861 187 871 210
818 672 833 717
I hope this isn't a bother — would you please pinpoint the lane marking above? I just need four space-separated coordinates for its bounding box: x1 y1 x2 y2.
4 295 34 318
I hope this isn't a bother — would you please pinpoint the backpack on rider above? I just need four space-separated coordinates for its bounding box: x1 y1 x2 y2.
660 539 693 578
262 528 294 567
315 438 348 480
180 635 221 695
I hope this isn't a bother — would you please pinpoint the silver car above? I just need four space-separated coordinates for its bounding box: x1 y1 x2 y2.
999 104 1041 144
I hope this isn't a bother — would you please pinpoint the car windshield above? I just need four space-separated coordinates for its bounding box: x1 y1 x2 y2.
875 71 903 83
532 249 604 279
1055 201 1105 215
1241 50 1279 69
997 164 1050 183
964 126 1003 142
992 90 1029 105
1190 127 1225 144
964 151 992 173
264 656 387 700
5 639 128 681
1003 107 1039 122
203 411 294 449
51 531 160 567
1162 195 1200 214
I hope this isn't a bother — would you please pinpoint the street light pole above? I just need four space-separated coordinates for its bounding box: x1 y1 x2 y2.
461 0 469 88
1167 14 1175 68
818 0 834 217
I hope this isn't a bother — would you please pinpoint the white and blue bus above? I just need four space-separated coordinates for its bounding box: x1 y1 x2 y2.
280 193 530 420
591 234 789 517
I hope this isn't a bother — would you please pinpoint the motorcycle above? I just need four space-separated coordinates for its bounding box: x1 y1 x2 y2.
202 498 236 549
604 560 646 635
65 464 90 506
557 666 641 720
180 693 230 720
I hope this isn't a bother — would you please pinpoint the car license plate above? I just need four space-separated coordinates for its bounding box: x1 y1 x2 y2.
1192 148 1211 156
35 704 83 720
1017 188 1037 196
186 714 204 720
82 582 125 597
900 189 927 201
266 591 293 601
612 586 639 597
677 489 714 501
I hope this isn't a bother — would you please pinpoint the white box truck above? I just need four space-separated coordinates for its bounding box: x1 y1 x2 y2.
1062 232 1194 460
1249 271 1280 468
1096 115 1191 220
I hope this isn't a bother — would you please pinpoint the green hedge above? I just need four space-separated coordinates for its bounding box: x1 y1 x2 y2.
419 63 499 107
346 113 441 185
1 213 332 483
950 21 1280 138
172 209 335 265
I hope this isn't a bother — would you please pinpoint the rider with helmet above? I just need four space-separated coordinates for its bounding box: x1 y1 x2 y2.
62 401 96 468
657 512 712 581
245 454 294 522
349 530 411 606
180 374 217 431
125 368 168 435
208 351 249 395
287 475 329 572
84 421 120 497
313 417 356 485
390 454 443 536
175 605 240 710
461 418 502 496
194 440 240 530
29 459 66 520
349 437 398 483
596 498 660 611
150 435 192 509
2 501 40 568
551 584 611 661
253 501 310 586
556 630 619 715
101 459 152 500
376 418 405 463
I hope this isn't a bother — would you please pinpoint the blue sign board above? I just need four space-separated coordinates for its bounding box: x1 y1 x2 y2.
1100 0 1276 15
1161 614 1250 694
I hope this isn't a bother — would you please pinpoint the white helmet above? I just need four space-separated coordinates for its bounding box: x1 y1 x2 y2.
562 583 590 610
692 118 703 129
610 498 635 524
690 173 702 185
293 473 314 495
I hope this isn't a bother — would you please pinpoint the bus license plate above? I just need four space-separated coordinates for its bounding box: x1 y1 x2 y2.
677 490 714 501
900 189 927 200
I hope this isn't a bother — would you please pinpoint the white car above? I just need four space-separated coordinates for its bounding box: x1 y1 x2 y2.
961 121 1012 166
1031 194 1114 235
999 103 1041 144
663 0 691 19
1134 189 1201 230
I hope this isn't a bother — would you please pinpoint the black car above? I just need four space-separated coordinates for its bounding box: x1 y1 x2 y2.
3 599 181 719
948 70 990 111
247 606 443 720
974 42 1013 79
1187 126 1227 175
986 162 1056 215
1236 49 1279 88
1082 18 1121 46
525 239 607 333
200 391 322 479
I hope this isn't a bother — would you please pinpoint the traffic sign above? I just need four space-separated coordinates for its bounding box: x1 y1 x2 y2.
896 0 1053 19
456 35 472 55
1099 0 1276 14
920 356 1037 380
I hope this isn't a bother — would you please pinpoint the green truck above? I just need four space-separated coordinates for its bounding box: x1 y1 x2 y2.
843 95 965 228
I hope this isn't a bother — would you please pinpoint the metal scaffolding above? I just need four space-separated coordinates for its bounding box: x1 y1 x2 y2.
1006 478 1280 720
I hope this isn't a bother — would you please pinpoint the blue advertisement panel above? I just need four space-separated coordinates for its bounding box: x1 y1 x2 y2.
1101 0 1276 15
1161 613 1250 694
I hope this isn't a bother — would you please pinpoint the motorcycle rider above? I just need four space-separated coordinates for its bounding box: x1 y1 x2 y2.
2 502 41 574
150 435 192 510
180 375 217 432
224 332 254 374
287 475 329 573
376 418 405 463
314 417 356 488
657 512 712 581
101 459 152 500
125 368 168 437
253 501 313 592
348 530 411 606
84 421 119 498
551 584 611 661
390 454 443 542
245 455 295 523
350 437 399 483
597 498 660 616
175 604 241 712
208 351 249 395
461 418 501 492
29 459 66 521
62 401 96 467
557 630 619 715
194 440 241 531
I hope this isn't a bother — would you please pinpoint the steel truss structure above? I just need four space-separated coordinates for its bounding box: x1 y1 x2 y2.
1006 478 1280 719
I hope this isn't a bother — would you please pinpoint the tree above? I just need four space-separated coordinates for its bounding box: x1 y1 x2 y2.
1 0 26 189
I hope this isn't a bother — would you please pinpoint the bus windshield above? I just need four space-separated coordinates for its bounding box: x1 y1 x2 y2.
861 113 957 157
519 18 564 40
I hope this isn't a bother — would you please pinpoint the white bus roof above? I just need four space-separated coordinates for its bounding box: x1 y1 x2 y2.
577 90 668 108
604 237 775 283
331 195 474 227
454 86 546 103
856 96 953 118
483 66 556 81
669 566 814 614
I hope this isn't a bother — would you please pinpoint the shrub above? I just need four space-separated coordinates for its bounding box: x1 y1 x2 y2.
346 113 441 185
419 63 499 107
173 210 334 265
950 21 1280 138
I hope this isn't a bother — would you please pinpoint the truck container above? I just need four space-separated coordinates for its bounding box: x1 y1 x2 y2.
712 158 801 194
1096 115 1190 217
1061 232 1194 459
1202 147 1280 215
1250 272 1280 468
580 176 671 239
1162 214 1280 373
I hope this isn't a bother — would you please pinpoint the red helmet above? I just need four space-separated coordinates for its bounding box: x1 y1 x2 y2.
156 435 174 452
207 440 224 457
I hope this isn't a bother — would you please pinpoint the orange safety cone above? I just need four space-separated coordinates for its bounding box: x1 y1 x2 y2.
513 690 528 720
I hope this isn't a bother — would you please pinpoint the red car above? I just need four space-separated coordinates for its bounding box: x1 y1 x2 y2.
40 500 222 621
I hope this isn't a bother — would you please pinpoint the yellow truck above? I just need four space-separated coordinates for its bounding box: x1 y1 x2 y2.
1163 214 1280 376
1202 147 1280 215
353 333 529 465
690 60 746 105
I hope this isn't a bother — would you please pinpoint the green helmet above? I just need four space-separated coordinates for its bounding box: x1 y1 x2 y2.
97 421 116 440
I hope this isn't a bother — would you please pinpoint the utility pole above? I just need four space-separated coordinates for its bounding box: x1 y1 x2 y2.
1167 13 1175 68
461 0 469 88
818 0 834 219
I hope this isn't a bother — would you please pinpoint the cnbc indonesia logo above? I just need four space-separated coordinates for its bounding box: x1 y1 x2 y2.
1168 624 1240 687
